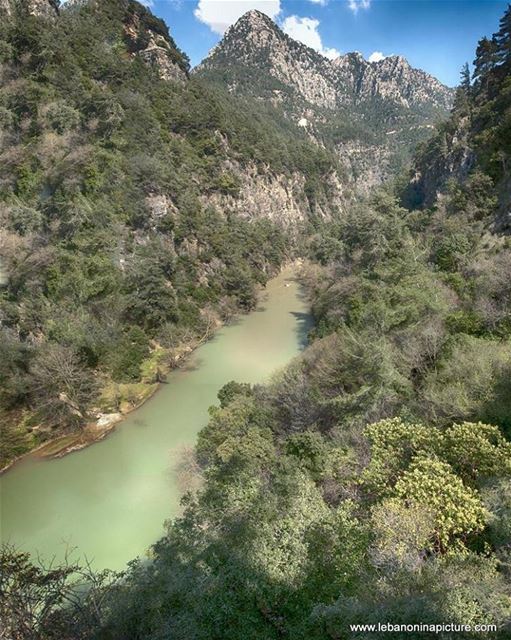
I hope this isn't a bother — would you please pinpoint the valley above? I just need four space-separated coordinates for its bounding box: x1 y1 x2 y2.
1 1 510 639
1 266 310 570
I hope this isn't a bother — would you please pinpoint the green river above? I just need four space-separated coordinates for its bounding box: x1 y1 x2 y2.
0 267 311 570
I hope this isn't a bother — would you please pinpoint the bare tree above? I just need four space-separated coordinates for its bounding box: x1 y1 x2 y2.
30 344 98 428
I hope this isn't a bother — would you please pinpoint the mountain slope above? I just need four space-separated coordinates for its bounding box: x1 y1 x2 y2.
196 10 454 190
406 7 511 231
197 11 451 114
0 0 343 467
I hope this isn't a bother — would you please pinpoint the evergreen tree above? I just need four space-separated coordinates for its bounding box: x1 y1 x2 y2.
452 63 472 117
473 36 498 81
495 3 511 68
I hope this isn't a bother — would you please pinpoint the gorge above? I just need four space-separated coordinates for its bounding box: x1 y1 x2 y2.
1 1 511 639
1 267 310 570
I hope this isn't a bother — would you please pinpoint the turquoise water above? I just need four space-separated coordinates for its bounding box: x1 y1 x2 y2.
0 267 311 570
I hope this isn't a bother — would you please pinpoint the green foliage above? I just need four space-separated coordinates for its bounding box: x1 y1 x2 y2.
445 310 486 336
109 326 150 382
393 456 488 551
363 417 511 496
217 380 253 408
0 0 290 455
314 552 511 639
419 337 511 431
43 100 81 133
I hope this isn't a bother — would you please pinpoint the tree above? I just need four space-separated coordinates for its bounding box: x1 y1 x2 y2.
473 36 498 88
0 545 115 640
453 63 472 117
217 380 252 408
393 456 488 552
30 343 98 427
495 4 511 68
124 252 179 334
370 499 434 572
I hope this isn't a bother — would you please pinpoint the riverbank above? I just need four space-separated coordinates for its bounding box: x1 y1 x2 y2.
0 320 219 474
1 262 302 474
0 264 310 570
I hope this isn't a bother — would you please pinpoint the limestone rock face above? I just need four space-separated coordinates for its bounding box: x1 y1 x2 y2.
201 161 347 227
122 5 188 83
408 116 476 207
25 0 59 17
196 10 454 191
196 11 339 109
197 10 453 113
136 39 187 83
0 0 12 15
332 53 452 111
204 165 310 225
1 0 59 17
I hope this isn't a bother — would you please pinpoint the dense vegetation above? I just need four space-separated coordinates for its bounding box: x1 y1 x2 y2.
1 2 510 639
196 16 451 180
407 4 511 221
0 0 338 468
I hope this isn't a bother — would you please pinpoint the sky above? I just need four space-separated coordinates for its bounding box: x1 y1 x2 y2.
114 1 508 86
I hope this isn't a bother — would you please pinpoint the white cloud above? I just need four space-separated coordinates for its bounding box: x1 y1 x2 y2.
282 15 340 60
368 51 385 62
61 0 154 3
308 0 328 5
194 0 281 35
347 0 371 14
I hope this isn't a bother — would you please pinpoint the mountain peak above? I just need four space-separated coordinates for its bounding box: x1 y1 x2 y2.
196 9 453 115
376 54 410 69
225 9 280 39
238 9 274 26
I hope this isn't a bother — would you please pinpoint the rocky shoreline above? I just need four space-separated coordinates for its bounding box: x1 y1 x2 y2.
0 263 300 474
0 336 203 474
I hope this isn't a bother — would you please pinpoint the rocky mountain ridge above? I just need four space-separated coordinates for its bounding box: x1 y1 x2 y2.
196 10 453 115
195 10 454 191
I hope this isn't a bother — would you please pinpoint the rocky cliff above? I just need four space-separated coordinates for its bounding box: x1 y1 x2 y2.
196 10 454 191
63 0 190 81
405 8 510 231
0 0 59 17
407 116 476 208
121 0 189 82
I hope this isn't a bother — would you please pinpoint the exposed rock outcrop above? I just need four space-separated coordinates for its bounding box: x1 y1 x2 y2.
195 10 454 192
408 117 476 207
122 3 189 83
0 0 12 15
1 0 59 17
203 166 307 225
60 0 189 82
197 10 453 114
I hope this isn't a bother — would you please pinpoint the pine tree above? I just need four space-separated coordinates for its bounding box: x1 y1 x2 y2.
473 36 500 102
453 63 472 117
473 36 498 83
460 62 471 91
495 3 511 67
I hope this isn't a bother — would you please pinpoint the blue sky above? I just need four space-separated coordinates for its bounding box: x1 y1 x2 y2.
138 1 506 86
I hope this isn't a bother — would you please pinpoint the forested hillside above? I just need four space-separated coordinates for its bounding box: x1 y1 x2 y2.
0 0 339 468
408 6 511 228
1 2 511 640
196 10 454 192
